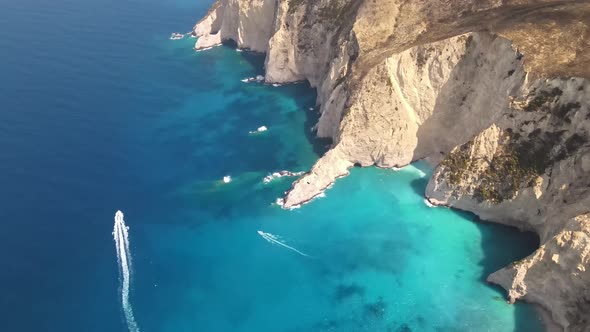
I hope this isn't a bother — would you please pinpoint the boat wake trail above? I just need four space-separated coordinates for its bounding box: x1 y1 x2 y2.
113 210 140 332
257 230 311 257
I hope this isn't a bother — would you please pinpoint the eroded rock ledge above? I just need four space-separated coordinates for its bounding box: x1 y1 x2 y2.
194 1 590 330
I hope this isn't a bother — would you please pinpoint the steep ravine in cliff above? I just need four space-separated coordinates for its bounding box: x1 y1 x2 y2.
193 0 590 330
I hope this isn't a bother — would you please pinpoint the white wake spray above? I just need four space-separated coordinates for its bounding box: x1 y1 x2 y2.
113 210 140 332
257 230 311 257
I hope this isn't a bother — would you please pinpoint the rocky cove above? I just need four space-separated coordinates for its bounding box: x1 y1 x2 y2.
192 0 589 330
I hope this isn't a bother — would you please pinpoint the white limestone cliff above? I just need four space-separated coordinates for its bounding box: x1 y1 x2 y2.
284 32 528 207
192 0 276 52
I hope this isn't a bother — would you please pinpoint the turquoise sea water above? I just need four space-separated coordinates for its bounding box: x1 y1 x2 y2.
0 0 545 331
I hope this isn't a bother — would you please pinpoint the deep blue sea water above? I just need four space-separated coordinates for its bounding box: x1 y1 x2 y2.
0 0 545 331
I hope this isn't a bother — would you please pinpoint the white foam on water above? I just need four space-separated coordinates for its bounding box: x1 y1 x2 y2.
194 45 220 52
257 230 311 257
273 197 301 210
263 170 304 184
241 76 265 84
423 198 435 208
400 164 427 178
113 210 140 332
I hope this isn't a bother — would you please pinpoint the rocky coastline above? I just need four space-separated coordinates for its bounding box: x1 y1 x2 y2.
193 1 590 330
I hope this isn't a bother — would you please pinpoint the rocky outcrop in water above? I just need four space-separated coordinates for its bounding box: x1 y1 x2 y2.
194 1 590 330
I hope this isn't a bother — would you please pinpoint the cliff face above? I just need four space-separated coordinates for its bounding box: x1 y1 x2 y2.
193 0 276 51
194 0 590 330
426 77 590 330
427 78 590 237
285 31 530 206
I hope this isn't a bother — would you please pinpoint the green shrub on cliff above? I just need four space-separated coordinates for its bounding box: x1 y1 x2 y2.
441 143 472 185
474 149 539 204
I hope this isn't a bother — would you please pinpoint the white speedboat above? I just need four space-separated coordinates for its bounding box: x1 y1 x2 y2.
249 126 268 134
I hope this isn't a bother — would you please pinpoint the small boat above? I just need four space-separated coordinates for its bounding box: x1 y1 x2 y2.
249 126 268 134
